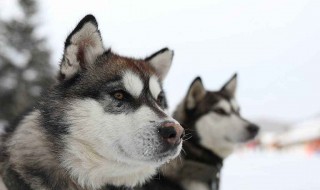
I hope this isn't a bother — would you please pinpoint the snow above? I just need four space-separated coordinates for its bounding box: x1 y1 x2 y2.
221 151 320 190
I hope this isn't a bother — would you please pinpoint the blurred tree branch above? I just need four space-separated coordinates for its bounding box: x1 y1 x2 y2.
0 0 54 125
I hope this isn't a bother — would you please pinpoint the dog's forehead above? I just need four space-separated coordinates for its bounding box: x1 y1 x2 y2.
214 99 232 111
204 91 239 111
214 92 240 112
96 52 162 98
100 52 156 77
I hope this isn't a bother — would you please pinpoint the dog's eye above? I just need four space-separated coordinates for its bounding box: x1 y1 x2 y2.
157 93 165 106
157 94 163 104
110 90 130 101
114 92 124 100
213 108 228 115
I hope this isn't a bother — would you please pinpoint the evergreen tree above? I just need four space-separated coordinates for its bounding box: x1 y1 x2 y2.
0 0 54 126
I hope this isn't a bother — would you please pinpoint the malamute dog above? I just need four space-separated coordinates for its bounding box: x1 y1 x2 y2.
0 15 184 190
141 74 259 190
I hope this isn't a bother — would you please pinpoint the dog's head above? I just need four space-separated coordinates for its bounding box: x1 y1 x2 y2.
53 15 183 187
174 74 259 158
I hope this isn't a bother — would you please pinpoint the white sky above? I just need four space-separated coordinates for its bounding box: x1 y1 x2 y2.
1 0 320 122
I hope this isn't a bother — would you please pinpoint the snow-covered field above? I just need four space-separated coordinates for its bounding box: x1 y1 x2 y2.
221 151 320 190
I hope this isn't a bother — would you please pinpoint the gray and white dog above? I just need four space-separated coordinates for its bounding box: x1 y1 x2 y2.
140 74 259 190
0 15 184 190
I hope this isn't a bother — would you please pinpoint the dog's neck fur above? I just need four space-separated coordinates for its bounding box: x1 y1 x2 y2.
1 110 82 190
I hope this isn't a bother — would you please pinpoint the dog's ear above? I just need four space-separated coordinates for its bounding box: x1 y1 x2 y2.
145 48 174 80
59 14 104 81
221 73 237 97
186 77 206 110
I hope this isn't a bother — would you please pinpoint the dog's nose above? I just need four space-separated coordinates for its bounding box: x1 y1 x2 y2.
158 122 184 145
246 124 259 136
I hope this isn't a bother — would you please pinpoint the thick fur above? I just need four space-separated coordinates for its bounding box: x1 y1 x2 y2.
0 15 182 190
140 74 259 190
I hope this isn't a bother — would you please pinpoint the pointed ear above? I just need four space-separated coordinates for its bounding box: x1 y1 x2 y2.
186 77 206 110
221 73 237 97
59 14 104 81
145 48 174 80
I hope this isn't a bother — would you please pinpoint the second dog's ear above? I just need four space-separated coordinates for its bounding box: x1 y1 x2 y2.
186 77 206 110
59 15 104 81
145 48 174 81
221 73 237 97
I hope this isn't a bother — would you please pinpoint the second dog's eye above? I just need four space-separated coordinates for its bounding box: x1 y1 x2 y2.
213 108 228 115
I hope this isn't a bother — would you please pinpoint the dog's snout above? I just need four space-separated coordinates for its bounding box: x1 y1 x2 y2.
246 124 259 136
158 122 184 145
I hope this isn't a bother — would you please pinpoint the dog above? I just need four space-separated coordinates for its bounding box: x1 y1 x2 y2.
0 14 184 190
140 74 259 190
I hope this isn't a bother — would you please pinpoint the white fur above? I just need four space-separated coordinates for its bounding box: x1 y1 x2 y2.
63 99 181 189
60 45 81 80
195 101 251 158
149 75 161 99
70 22 104 64
60 22 104 80
0 177 7 190
148 50 173 80
230 98 240 112
214 100 231 114
123 71 144 98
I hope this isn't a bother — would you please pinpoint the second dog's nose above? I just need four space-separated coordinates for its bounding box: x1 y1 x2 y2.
158 122 184 145
246 124 259 136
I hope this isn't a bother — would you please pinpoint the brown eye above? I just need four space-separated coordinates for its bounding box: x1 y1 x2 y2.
113 92 124 100
111 90 133 102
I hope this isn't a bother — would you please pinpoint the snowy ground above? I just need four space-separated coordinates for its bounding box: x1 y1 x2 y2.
221 151 320 190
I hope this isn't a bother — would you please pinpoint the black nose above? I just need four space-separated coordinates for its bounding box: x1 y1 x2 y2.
158 122 184 145
246 124 259 137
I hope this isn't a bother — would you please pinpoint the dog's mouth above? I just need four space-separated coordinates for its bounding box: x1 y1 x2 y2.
224 133 258 144
148 142 182 163
116 140 182 165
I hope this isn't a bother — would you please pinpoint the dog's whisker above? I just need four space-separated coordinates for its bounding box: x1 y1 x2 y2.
181 147 187 156
183 135 193 141
183 134 192 139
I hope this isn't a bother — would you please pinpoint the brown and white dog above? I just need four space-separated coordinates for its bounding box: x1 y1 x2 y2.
140 74 259 190
0 15 183 190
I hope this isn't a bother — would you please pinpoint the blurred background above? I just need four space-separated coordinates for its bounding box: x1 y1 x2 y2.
0 0 319 189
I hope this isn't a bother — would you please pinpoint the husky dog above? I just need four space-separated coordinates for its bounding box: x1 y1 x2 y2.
0 15 184 190
140 74 259 190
